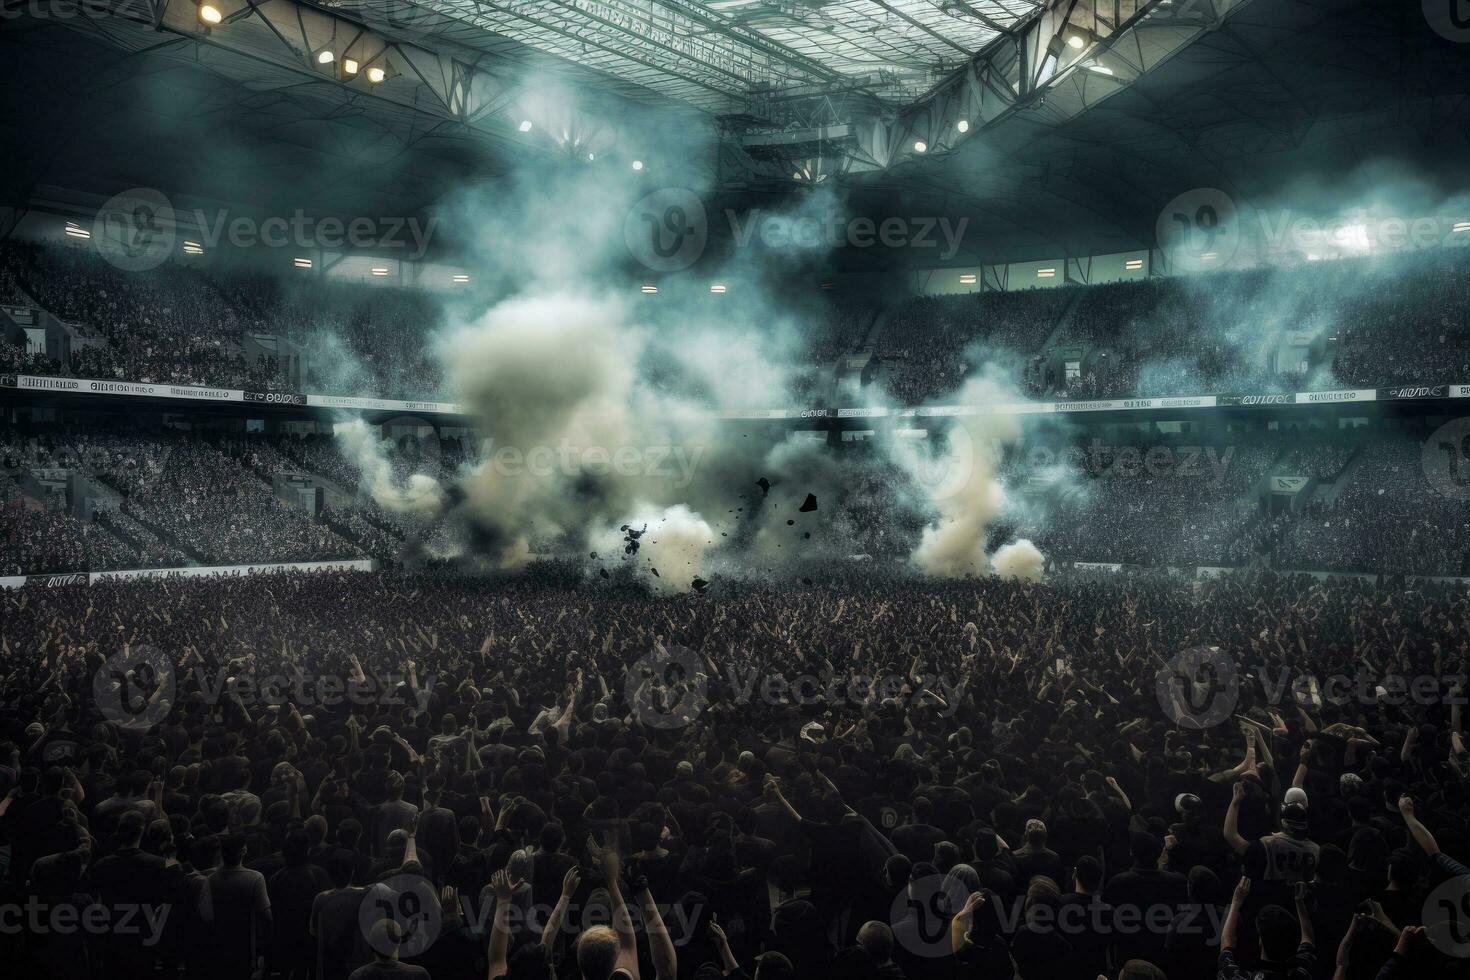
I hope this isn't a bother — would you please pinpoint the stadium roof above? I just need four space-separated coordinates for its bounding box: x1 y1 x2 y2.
1 0 1468 266
330 0 1042 110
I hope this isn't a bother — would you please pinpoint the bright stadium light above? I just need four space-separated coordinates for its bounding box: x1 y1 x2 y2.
198 3 223 24
631 160 644 171
913 140 927 153
640 284 657 294
1453 221 1469 234
65 222 90 240
452 274 470 283
342 58 359 76
587 153 595 161
317 50 335 65
518 120 533 133
956 119 970 133
366 66 386 84
710 282 727 294
371 267 389 277
1067 34 1085 49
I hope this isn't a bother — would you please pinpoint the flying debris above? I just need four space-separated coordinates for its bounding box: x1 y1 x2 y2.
799 493 818 513
756 477 771 497
691 577 710 593
599 568 610 579
620 524 647 556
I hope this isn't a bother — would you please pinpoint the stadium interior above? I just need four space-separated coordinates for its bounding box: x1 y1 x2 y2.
3 1 1470 979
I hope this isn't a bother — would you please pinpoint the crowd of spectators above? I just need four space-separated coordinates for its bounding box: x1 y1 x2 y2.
1 566 1468 980
1270 439 1470 577
3 239 1468 407
875 290 1071 405
6 421 1470 578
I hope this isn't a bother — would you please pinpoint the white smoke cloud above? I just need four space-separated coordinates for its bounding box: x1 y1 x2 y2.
990 539 1045 581
591 503 715 593
335 419 446 517
900 371 1046 580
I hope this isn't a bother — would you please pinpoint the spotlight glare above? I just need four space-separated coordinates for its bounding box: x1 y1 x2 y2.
631 160 644 171
518 120 533 133
913 140 927 153
366 67 385 83
1067 34 1085 49
317 50 335 65
343 58 359 75
640 284 657 294
956 119 969 133
452 274 470 283
198 3 222 24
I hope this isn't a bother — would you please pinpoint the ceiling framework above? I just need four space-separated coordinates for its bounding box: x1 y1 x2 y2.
720 0 1258 183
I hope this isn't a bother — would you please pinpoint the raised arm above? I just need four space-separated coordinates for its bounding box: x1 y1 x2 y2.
487 870 513 980
1397 796 1440 855
1224 780 1250 855
1221 875 1250 952
541 866 580 953
634 876 678 980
